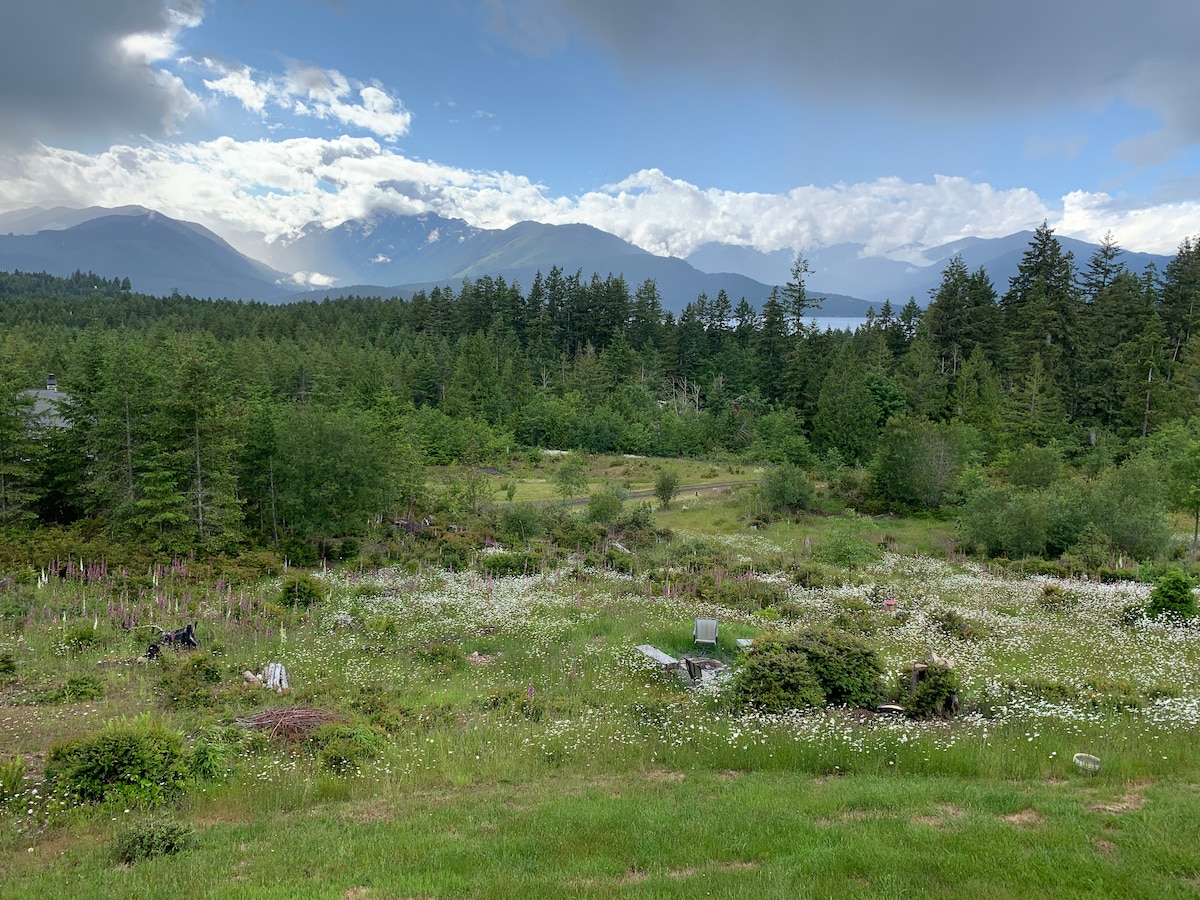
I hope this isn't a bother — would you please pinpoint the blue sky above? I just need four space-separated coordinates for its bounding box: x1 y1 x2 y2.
1 0 1198 277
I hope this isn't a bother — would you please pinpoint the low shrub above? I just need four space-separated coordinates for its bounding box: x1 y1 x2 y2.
929 608 987 641
479 687 545 721
0 756 26 802
63 673 107 701
0 652 16 684
479 551 542 577
905 663 960 719
157 655 222 709
696 575 788 612
737 630 883 709
45 718 190 805
61 623 109 653
1038 584 1077 612
113 818 196 864
731 641 825 713
587 484 628 525
787 563 835 590
415 642 464 672
789 629 884 707
497 503 545 544
1147 568 1197 619
280 573 323 608
830 599 878 636
306 723 385 772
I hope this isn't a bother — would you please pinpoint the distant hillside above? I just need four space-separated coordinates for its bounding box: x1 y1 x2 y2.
689 233 1174 304
264 213 789 312
0 211 291 301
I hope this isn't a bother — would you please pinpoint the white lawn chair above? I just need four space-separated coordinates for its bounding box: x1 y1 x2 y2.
693 616 718 647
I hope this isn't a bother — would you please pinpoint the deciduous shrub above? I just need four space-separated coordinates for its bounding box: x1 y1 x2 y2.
586 483 628 524
280 573 323 607
45 718 190 805
1147 568 1197 619
497 503 545 544
112 818 196 864
63 673 107 701
654 469 680 509
0 652 16 684
760 463 814 515
479 551 542 577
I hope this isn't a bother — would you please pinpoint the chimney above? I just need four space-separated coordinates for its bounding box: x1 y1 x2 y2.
46 373 57 392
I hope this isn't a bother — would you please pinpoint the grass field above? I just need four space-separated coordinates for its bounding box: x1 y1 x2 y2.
2 510 1199 898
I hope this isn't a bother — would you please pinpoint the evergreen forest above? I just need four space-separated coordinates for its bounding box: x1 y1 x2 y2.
1 223 1199 567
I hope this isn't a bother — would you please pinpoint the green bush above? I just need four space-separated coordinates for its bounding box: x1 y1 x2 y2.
63 673 107 701
280 573 323 607
306 723 385 772
45 718 190 805
814 521 881 569
479 551 542 577
788 629 884 707
34 673 107 704
0 756 26 802
654 469 680 509
0 652 16 684
906 663 960 719
416 642 465 672
112 818 196 864
696 575 787 612
157 655 222 709
929 608 987 641
1038 584 1077 612
760 463 814 515
63 623 108 653
188 729 232 780
1147 568 1197 619
732 641 825 713
586 483 628 524
497 503 545 544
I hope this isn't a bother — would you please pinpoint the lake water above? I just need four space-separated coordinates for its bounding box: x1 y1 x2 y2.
809 317 868 332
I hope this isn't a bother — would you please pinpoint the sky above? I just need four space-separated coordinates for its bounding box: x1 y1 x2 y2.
1 0 1199 274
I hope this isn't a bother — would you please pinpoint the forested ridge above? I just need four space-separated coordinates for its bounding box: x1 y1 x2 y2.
1 224 1199 564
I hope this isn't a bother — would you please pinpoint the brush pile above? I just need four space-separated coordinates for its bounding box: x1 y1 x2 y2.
234 706 340 741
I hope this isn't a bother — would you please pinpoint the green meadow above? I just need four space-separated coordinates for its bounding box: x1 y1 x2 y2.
2 494 1199 899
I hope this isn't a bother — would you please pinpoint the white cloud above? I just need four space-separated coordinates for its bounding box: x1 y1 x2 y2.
0 137 1196 264
290 271 337 287
202 60 413 140
1058 190 1200 252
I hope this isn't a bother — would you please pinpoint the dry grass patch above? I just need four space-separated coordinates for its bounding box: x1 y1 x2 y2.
1002 808 1043 826
643 768 686 781
339 800 396 824
912 804 967 828
1087 793 1145 814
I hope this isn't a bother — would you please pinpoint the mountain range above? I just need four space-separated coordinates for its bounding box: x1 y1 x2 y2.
0 205 1175 315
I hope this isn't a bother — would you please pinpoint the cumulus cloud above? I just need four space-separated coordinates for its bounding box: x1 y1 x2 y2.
493 0 1200 160
0 0 204 148
5 135 1197 261
1058 190 1200 252
202 60 412 140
